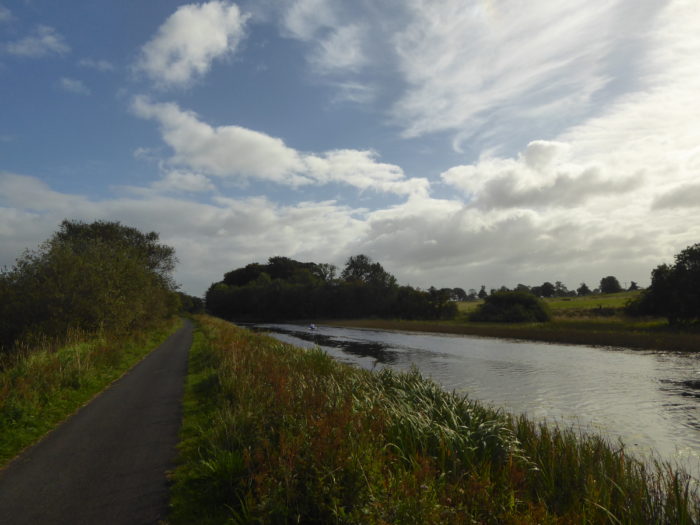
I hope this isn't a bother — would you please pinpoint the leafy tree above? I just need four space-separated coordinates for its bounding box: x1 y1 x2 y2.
628 281 639 291
576 282 592 296
554 281 568 296
341 254 397 288
627 243 700 324
451 287 467 301
477 285 488 299
599 275 622 294
539 282 555 298
470 291 551 323
0 220 179 350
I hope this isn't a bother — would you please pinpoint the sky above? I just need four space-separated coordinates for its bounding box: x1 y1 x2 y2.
1 0 699 296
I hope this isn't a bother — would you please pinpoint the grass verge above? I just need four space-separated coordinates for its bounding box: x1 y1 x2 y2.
169 315 699 523
0 317 182 467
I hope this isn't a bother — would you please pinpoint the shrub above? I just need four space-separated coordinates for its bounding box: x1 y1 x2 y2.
469 291 551 323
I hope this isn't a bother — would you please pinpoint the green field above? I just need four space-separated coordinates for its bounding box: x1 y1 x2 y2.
458 291 642 315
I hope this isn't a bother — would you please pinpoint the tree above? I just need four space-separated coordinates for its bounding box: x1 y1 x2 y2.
477 285 488 299
577 282 592 296
628 281 639 291
600 276 622 294
627 243 700 324
539 282 555 298
451 287 468 301
0 220 179 350
341 254 396 288
470 291 551 323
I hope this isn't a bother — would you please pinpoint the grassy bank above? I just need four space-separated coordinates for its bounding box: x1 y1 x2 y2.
326 291 700 352
0 318 181 467
325 317 700 352
169 315 699 523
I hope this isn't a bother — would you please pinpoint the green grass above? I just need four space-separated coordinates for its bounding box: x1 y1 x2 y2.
545 291 640 311
169 315 700 524
0 318 182 467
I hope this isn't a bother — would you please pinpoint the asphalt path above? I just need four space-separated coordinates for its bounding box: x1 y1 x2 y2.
0 319 193 525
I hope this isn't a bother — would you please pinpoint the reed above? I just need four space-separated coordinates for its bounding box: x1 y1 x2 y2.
0 318 181 466
169 315 700 523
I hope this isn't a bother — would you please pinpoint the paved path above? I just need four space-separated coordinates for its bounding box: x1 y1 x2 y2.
0 319 193 525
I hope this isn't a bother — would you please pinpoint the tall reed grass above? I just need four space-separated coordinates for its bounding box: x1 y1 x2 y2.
0 318 181 466
170 315 699 523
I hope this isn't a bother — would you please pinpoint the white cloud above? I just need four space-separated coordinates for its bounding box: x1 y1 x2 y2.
131 96 307 184
390 0 661 145
283 0 336 40
441 141 639 210
131 96 427 196
152 171 216 193
78 58 115 71
4 25 70 58
281 1 368 75
135 1 248 88
310 24 367 73
59 77 90 95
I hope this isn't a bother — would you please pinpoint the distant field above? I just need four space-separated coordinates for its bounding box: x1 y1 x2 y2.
457 291 641 316
545 291 641 311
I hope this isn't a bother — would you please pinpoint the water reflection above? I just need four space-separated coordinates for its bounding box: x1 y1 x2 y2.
253 322 700 475
249 324 399 365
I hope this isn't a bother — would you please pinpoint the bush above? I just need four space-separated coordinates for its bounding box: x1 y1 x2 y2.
627 243 700 324
470 291 551 323
0 220 180 351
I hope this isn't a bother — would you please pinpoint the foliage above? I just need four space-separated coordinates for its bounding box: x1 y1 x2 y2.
206 254 457 322
178 292 205 314
170 316 700 524
576 282 592 296
600 275 623 294
0 220 180 352
627 243 700 324
470 291 551 323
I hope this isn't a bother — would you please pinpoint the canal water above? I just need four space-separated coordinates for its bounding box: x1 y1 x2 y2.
254 323 700 475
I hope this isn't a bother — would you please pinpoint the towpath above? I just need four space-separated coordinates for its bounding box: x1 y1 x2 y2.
0 319 192 524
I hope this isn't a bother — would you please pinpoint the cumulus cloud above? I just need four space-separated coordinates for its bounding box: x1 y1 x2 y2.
441 141 639 210
4 25 70 57
59 77 90 95
131 96 427 196
135 1 248 88
131 96 307 184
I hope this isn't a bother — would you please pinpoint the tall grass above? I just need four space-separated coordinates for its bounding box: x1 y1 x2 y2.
0 318 181 466
170 315 699 523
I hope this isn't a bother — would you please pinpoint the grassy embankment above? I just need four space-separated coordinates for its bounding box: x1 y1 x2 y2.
169 315 699 524
329 291 700 352
0 317 182 467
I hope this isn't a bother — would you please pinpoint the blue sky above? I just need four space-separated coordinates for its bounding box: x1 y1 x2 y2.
1 0 699 296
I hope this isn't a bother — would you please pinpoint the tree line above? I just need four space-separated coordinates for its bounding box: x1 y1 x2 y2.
464 275 637 301
0 220 181 353
205 255 458 321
